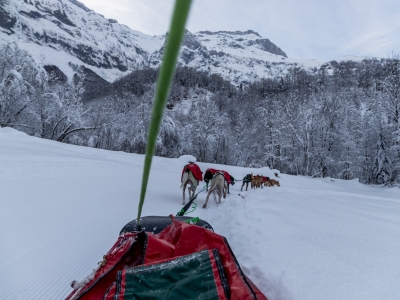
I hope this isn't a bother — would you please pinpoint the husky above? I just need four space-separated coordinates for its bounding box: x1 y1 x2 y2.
269 179 280 187
241 173 252 191
203 173 227 209
180 171 197 205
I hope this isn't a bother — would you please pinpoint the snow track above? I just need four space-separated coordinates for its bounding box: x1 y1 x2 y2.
1 128 400 300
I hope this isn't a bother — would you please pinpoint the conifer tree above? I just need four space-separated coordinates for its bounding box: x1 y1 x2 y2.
373 132 392 184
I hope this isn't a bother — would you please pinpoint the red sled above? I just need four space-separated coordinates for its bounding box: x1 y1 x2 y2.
66 215 267 300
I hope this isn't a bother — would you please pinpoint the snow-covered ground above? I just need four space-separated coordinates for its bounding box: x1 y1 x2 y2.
1 127 399 300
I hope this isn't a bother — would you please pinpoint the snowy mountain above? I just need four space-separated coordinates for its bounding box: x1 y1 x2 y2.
0 0 330 84
150 29 326 85
0 0 164 81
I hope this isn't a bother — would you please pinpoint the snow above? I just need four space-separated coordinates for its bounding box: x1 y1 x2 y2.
1 127 400 300
194 30 326 77
0 35 125 82
1 0 159 82
179 154 197 163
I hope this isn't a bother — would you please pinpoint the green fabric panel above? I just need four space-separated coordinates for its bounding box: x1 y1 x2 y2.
123 250 219 300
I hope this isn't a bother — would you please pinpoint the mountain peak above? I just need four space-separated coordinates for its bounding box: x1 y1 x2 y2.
195 30 287 57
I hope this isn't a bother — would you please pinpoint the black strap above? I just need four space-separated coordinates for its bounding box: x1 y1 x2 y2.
177 195 197 216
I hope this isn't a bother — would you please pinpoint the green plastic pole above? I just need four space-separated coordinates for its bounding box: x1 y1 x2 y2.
137 0 192 224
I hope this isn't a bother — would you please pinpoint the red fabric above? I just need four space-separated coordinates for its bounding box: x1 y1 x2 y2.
206 168 219 175
145 218 266 300
103 282 116 300
215 170 232 184
209 249 230 300
245 275 268 300
206 168 232 184
181 163 203 181
220 171 232 184
65 232 144 300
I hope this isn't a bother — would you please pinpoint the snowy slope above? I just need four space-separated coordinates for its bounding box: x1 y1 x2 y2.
0 0 165 82
1 127 400 300
192 30 322 84
0 0 369 85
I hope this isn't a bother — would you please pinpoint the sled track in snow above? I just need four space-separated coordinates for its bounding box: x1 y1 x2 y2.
1 129 400 299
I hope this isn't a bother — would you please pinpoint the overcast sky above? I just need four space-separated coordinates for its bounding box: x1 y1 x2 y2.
79 0 400 60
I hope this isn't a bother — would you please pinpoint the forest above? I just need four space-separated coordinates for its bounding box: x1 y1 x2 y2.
1 42 399 185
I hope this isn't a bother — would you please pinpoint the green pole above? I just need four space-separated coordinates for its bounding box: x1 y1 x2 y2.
136 0 192 224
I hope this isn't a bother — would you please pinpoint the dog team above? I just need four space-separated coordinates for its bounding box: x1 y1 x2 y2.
181 159 280 209
241 174 280 191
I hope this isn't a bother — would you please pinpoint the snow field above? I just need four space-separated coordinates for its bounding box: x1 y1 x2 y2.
1 128 400 300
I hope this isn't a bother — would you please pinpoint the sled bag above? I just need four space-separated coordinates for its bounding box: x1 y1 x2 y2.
66 218 267 300
106 249 230 300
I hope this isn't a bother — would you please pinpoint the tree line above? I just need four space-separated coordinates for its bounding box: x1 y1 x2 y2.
1 42 399 185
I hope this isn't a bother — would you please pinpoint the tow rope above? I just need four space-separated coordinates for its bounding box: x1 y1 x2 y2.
184 201 197 214
176 184 208 216
177 174 243 216
136 0 192 225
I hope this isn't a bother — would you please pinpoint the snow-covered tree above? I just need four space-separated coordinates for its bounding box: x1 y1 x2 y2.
380 56 400 184
373 132 392 184
182 97 229 163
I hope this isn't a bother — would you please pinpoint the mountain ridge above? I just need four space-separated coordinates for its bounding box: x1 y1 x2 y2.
0 0 365 85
